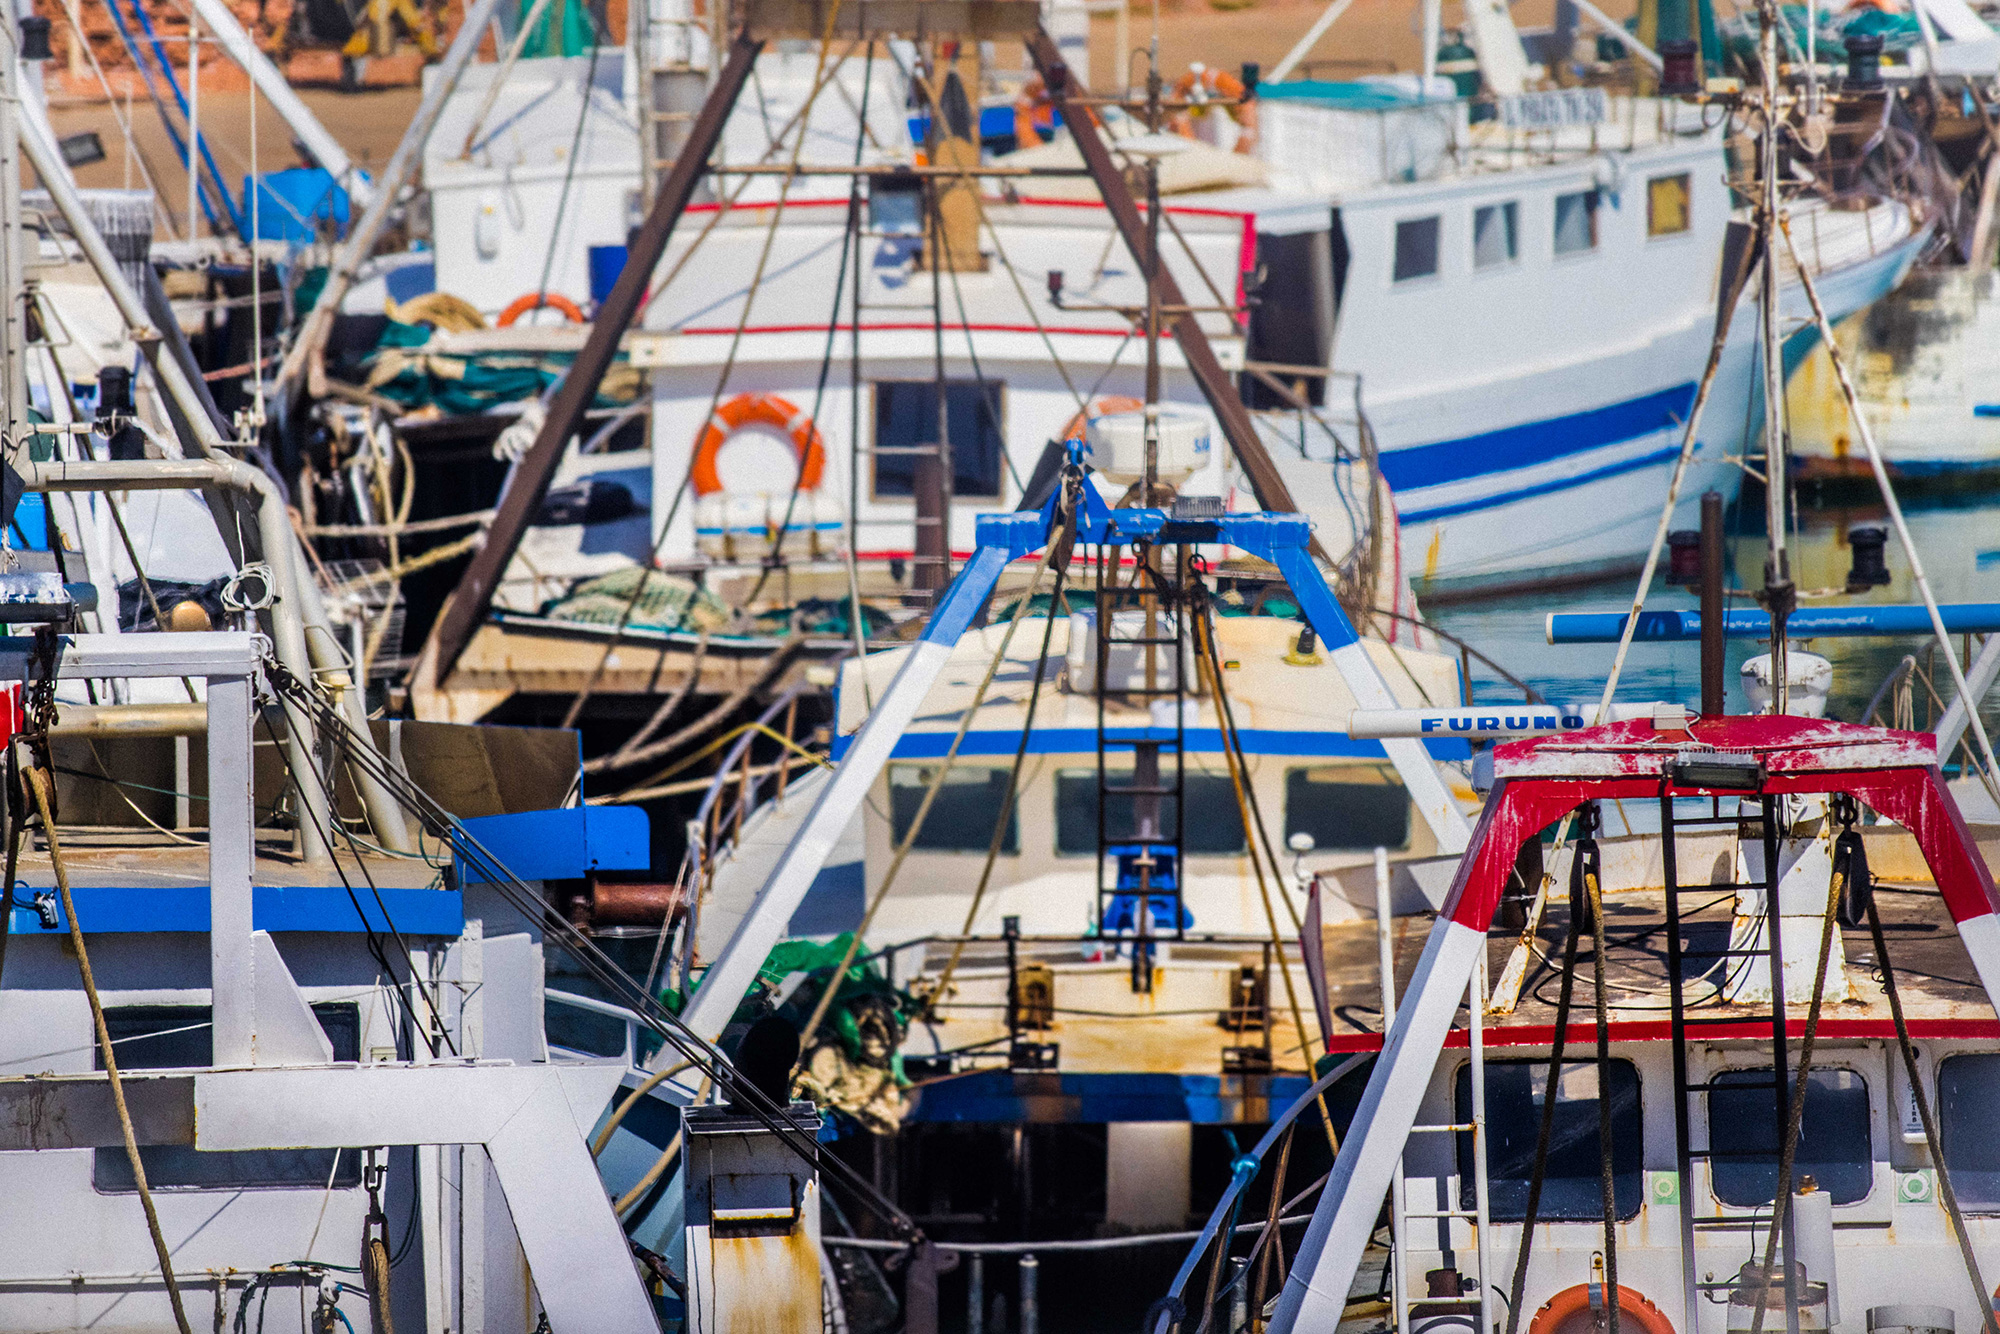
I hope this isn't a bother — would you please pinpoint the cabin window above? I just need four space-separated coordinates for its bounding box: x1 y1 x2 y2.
1054 769 1247 856
1284 765 1409 851
1473 202 1519 269
1456 1059 1643 1219
1709 1067 1873 1206
889 765 1019 853
1937 1055 2000 1207
1392 216 1441 282
872 380 1006 500
1553 189 1600 255
94 1004 363 1192
1648 173 1692 237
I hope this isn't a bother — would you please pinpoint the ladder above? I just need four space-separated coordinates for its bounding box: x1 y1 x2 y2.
1660 790 1805 1334
1092 535 1189 992
1380 849 1493 1333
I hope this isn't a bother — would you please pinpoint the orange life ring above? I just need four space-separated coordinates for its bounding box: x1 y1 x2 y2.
1169 63 1259 153
1059 394 1144 445
497 292 585 327
691 393 827 497
1527 1284 1677 1334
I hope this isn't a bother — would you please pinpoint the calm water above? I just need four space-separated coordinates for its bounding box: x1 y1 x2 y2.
1428 483 2000 738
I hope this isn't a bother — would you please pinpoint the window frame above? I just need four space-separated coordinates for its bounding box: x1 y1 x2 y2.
1647 172 1693 239
1472 200 1520 271
868 378 1008 503
1703 1062 1877 1209
1552 188 1601 257
93 1004 364 1193
1391 215 1443 284
1282 763 1412 852
887 762 1022 855
1053 767 1248 858
1454 1057 1645 1222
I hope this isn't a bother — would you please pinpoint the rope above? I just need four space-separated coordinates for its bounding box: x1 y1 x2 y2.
1864 879 2000 1333
1193 589 1336 1156
591 1061 696 1157
1501 812 1587 1334
557 7 852 734
1778 213 2000 807
24 765 195 1334
1746 807 1845 1334
1584 837 1620 1334
929 516 1070 1006
795 518 1068 1053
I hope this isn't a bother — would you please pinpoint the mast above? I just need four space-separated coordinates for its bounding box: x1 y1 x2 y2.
1756 0 1794 715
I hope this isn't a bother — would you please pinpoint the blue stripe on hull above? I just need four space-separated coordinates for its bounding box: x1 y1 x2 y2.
1400 443 1683 524
1378 383 1697 493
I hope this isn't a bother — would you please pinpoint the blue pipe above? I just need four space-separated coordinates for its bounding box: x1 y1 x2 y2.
113 0 243 235
1546 604 2000 644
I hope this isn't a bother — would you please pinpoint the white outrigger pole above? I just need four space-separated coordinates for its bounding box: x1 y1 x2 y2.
678 494 1477 1048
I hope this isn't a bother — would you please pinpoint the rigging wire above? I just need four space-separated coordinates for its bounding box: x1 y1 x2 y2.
557 22 853 732
258 656 921 1239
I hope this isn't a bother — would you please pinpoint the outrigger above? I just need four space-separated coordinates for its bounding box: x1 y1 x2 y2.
1255 712 2000 1334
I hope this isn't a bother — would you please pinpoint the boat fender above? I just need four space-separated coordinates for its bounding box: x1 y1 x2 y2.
1527 1283 1675 1334
692 392 828 497
496 292 585 327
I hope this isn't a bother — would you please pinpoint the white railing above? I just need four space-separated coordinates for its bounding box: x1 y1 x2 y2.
546 988 648 1067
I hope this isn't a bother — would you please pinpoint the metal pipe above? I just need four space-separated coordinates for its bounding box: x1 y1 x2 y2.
16 106 416 858
51 702 208 737
20 460 330 861
1548 604 2000 643
183 0 367 202
1700 490 1726 716
1018 1254 1038 1334
274 0 512 398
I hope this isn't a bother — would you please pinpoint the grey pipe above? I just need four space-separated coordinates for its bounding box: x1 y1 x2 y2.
23 459 331 862
18 101 418 857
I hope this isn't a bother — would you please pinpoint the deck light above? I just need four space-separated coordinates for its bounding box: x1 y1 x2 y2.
1673 754 1763 790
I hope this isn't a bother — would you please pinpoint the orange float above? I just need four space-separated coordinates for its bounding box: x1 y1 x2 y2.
1058 394 1144 445
497 292 585 327
1527 1283 1676 1334
691 393 827 497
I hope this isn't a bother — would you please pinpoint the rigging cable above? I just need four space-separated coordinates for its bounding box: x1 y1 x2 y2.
1745 801 1846 1334
557 12 854 732
256 657 921 1240
1501 812 1587 1334
795 500 1075 1051
1861 832 2000 1334
1583 824 1621 1334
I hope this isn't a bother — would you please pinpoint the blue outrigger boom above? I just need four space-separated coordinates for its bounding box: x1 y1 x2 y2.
678 494 1477 1047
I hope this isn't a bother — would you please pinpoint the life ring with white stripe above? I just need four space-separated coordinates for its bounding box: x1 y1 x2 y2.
1527 1284 1676 1334
1059 394 1143 445
691 393 827 497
